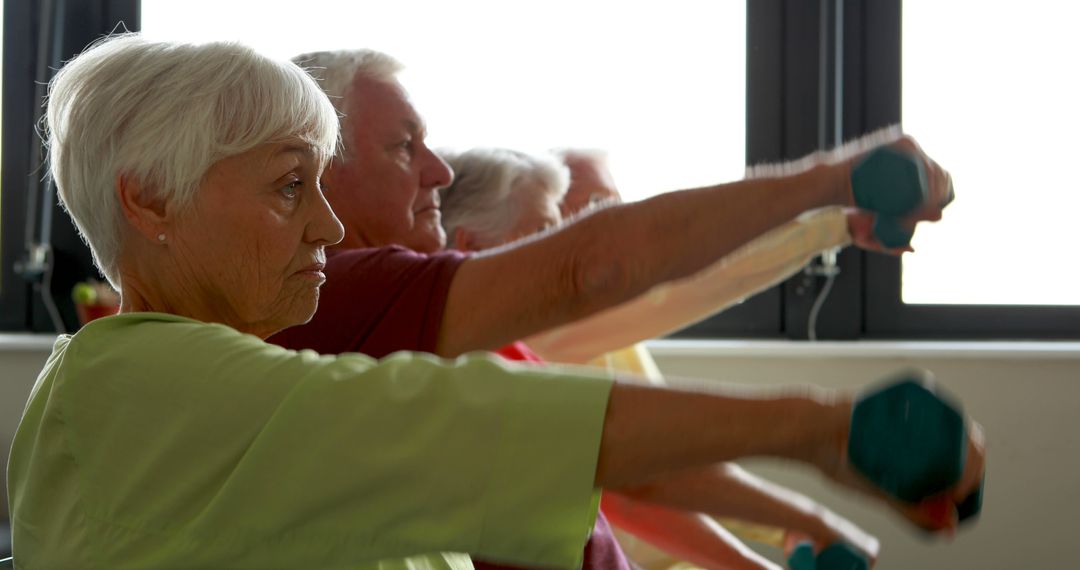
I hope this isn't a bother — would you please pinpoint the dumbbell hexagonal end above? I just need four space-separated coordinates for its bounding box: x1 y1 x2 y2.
849 371 967 503
852 147 929 217
787 541 817 570
872 216 915 249
818 542 869 570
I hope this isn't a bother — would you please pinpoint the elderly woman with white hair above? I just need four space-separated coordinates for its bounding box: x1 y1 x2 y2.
7 34 985 570
441 148 569 251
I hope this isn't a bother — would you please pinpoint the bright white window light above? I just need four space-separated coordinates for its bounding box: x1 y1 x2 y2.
902 1 1079 305
141 0 745 203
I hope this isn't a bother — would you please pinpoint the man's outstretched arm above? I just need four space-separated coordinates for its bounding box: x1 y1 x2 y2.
437 130 949 358
438 151 850 357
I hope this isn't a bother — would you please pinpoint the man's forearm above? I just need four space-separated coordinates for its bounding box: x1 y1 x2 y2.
525 207 850 364
439 161 850 357
576 163 849 307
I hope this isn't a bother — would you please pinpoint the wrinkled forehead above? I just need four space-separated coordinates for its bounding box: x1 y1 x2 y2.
264 140 320 167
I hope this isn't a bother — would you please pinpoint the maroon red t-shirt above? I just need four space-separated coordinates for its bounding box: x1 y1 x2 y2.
270 246 630 570
270 246 466 357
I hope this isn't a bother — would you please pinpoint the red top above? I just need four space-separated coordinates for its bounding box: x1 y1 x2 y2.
270 246 467 356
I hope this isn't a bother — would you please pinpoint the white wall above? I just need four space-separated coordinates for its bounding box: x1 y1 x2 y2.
3 339 1079 570
650 342 1080 570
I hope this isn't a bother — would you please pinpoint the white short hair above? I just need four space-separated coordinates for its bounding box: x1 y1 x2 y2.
439 148 570 248
47 33 339 288
291 49 404 157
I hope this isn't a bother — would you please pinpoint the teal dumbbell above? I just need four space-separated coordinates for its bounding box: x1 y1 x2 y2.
849 371 983 523
788 542 868 570
851 147 929 248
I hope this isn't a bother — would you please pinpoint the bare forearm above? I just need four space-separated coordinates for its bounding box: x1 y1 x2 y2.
579 164 849 305
526 207 850 363
594 382 848 489
615 463 881 560
617 463 825 532
602 493 781 570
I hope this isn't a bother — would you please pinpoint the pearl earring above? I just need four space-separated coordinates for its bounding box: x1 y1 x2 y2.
157 233 166 243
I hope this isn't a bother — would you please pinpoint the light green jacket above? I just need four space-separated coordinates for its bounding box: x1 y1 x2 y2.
8 313 611 569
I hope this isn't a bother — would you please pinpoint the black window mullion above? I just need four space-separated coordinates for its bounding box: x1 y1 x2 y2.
1 0 40 331
781 0 864 340
0 0 139 332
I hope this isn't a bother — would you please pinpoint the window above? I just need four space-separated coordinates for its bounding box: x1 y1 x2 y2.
8 1 1071 338
861 0 1080 338
141 0 746 202
901 1 1079 306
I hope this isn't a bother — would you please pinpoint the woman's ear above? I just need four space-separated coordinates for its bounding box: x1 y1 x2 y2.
116 175 170 243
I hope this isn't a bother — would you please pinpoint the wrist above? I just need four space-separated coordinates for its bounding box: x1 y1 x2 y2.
804 160 854 210
792 393 852 473
831 160 855 207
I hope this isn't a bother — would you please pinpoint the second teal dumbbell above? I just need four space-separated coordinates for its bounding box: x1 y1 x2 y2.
788 541 868 570
851 147 928 248
848 371 983 523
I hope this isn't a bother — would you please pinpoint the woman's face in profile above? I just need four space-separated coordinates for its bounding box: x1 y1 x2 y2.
167 140 344 337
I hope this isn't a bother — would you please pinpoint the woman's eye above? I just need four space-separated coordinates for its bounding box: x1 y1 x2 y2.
281 180 302 200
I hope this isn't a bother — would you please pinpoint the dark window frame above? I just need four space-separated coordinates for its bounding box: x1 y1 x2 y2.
0 0 139 332
858 0 1080 340
0 0 37 331
686 0 1080 341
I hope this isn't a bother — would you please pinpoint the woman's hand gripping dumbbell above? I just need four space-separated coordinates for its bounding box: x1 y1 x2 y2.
784 370 984 569
848 139 955 249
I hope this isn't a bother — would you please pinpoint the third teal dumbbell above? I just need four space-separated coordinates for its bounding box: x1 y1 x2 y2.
848 371 983 523
851 147 928 248
788 542 868 570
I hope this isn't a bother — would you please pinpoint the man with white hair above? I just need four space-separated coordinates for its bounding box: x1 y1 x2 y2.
270 50 958 569
304 50 452 255
274 48 949 355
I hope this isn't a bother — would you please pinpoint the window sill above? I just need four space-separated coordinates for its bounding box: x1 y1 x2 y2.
647 339 1080 360
0 334 58 352
5 334 1078 360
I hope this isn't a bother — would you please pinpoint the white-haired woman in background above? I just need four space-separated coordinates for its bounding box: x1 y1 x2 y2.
7 34 984 570
441 148 569 251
